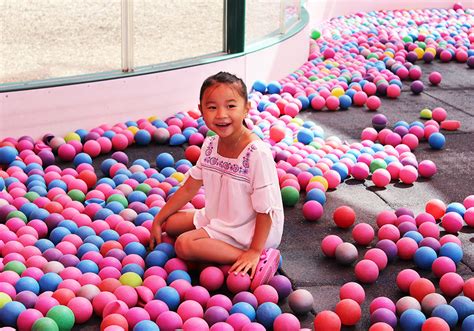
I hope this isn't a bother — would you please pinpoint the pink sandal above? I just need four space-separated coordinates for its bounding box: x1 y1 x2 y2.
250 248 281 291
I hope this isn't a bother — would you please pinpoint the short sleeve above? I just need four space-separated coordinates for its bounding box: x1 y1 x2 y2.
249 142 282 214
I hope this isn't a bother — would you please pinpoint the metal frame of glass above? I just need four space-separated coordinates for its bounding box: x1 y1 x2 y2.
0 0 305 93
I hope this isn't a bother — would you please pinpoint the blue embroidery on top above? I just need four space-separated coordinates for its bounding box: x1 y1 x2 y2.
203 137 256 176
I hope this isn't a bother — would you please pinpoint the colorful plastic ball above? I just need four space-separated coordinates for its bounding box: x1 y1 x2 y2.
370 297 396 314
421 317 450 330
428 132 445 150
355 259 379 284
67 296 93 323
101 313 129 331
410 80 424 94
254 285 278 305
396 296 422 315
199 266 224 292
340 282 365 304
335 242 358 265
364 248 388 271
302 200 323 222
134 320 160 331
155 286 180 311
204 306 229 326
400 309 426 331
32 317 59 331
378 224 400 242
321 235 343 258
280 186 299 207
361 128 378 141
335 299 361 326
46 305 75 331
366 96 381 111
119 272 142 288
450 296 474 321
441 212 463 234
255 302 281 329
226 273 251 294
332 206 355 228
17 308 44 331
386 84 401 99
0 300 26 326
464 278 474 300
432 304 459 328
396 237 418 260
426 199 446 219
418 160 437 178
372 169 391 188
413 246 437 270
351 162 370 180
462 315 474 331
371 308 397 328
313 310 341 331
230 302 256 321
440 242 463 264
399 165 418 184
372 114 388 131
267 275 292 301
409 277 436 303
288 289 313 315
184 286 210 308
429 72 442 85
272 312 300 331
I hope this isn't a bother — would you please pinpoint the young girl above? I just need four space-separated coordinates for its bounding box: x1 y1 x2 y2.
150 72 284 289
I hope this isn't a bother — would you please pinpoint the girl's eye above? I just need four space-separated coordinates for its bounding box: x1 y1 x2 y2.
228 105 236 108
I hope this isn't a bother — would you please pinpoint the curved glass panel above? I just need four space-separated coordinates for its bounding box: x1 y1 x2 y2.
245 0 281 45
133 0 225 67
0 0 122 84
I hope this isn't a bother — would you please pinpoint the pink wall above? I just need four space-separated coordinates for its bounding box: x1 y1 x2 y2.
0 25 309 140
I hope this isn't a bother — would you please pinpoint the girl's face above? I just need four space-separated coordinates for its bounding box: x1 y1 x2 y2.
199 83 250 140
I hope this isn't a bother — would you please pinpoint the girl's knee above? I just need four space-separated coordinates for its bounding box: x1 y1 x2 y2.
174 234 192 260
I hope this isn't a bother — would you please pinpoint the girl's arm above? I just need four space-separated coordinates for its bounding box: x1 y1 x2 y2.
150 176 203 247
229 212 273 278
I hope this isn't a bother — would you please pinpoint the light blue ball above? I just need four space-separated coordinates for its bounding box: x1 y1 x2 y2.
156 243 176 258
134 320 160 331
432 304 458 328
252 80 267 93
332 162 349 180
122 263 144 277
230 302 256 321
0 301 26 326
339 95 352 109
73 152 93 166
428 132 446 150
0 146 18 165
446 202 466 217
76 259 99 274
124 242 147 258
400 308 426 331
267 81 281 94
305 188 326 205
15 276 40 295
404 231 424 244
413 246 437 270
99 229 120 242
49 227 72 245
169 133 187 146
34 239 55 253
256 302 282 329
77 243 100 258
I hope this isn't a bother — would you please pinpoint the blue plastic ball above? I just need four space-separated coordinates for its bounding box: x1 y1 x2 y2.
94 208 114 220
15 276 40 295
432 304 458 328
135 213 154 226
305 188 326 205
256 302 282 329
100 229 120 242
439 242 463 264
58 220 79 233
332 163 349 180
39 273 63 292
128 191 147 204
156 243 176 258
404 231 424 244
146 250 169 267
29 208 49 221
297 128 314 144
267 81 281 94
450 296 474 322
428 132 446 150
155 286 180 310
230 302 256 321
73 152 93 166
84 235 104 248
122 263 144 277
105 201 125 214
35 239 55 253
252 80 267 93
400 308 426 331
166 270 191 285
101 159 117 176
339 95 352 109
77 243 100 259
133 320 160 331
413 246 437 270
462 314 474 331
446 202 466 217
20 203 40 220
135 130 152 146
76 260 99 274
76 226 97 241
160 167 176 177
0 301 26 326
0 177 5 191
49 227 72 245
156 153 175 170
0 146 19 165
169 133 187 146
124 242 147 258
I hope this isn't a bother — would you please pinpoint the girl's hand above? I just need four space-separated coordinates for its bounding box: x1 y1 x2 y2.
149 222 162 250
229 249 261 279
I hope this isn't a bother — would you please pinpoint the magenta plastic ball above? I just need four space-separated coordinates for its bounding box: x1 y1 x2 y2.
253 284 279 305
177 300 204 322
364 248 388 271
207 294 232 311
226 273 251 294
439 272 464 297
366 96 381 111
441 212 463 234
429 72 442 85
268 275 292 301
182 317 209 331
396 269 420 293
339 282 365 304
226 313 251 330
372 169 391 187
302 200 324 222
431 256 456 278
273 313 301 331
370 297 396 314
199 266 224 292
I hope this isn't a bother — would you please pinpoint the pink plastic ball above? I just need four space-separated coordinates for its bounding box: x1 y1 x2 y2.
361 128 378 142
372 169 391 187
302 200 324 222
428 72 442 85
399 165 418 184
323 170 341 189
17 308 44 331
370 297 396 314
418 222 440 239
182 317 210 331
432 107 447 122
325 96 340 111
366 96 381 111
439 272 464 297
431 256 456 278
418 160 437 178
441 212 463 234
422 317 450 331
378 224 400 242
226 313 251 330
352 223 375 245
177 300 204 322
314 310 341 330
199 266 224 292
156 311 183 331
184 286 210 308
273 313 301 331
465 207 474 227
364 248 388 271
396 269 420 293
355 259 379 283
396 237 418 260
226 273 251 294
253 284 279 305
321 235 343 258
340 282 365 304
351 162 370 180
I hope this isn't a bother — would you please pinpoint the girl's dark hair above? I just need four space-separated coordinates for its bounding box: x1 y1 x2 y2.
199 71 248 102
